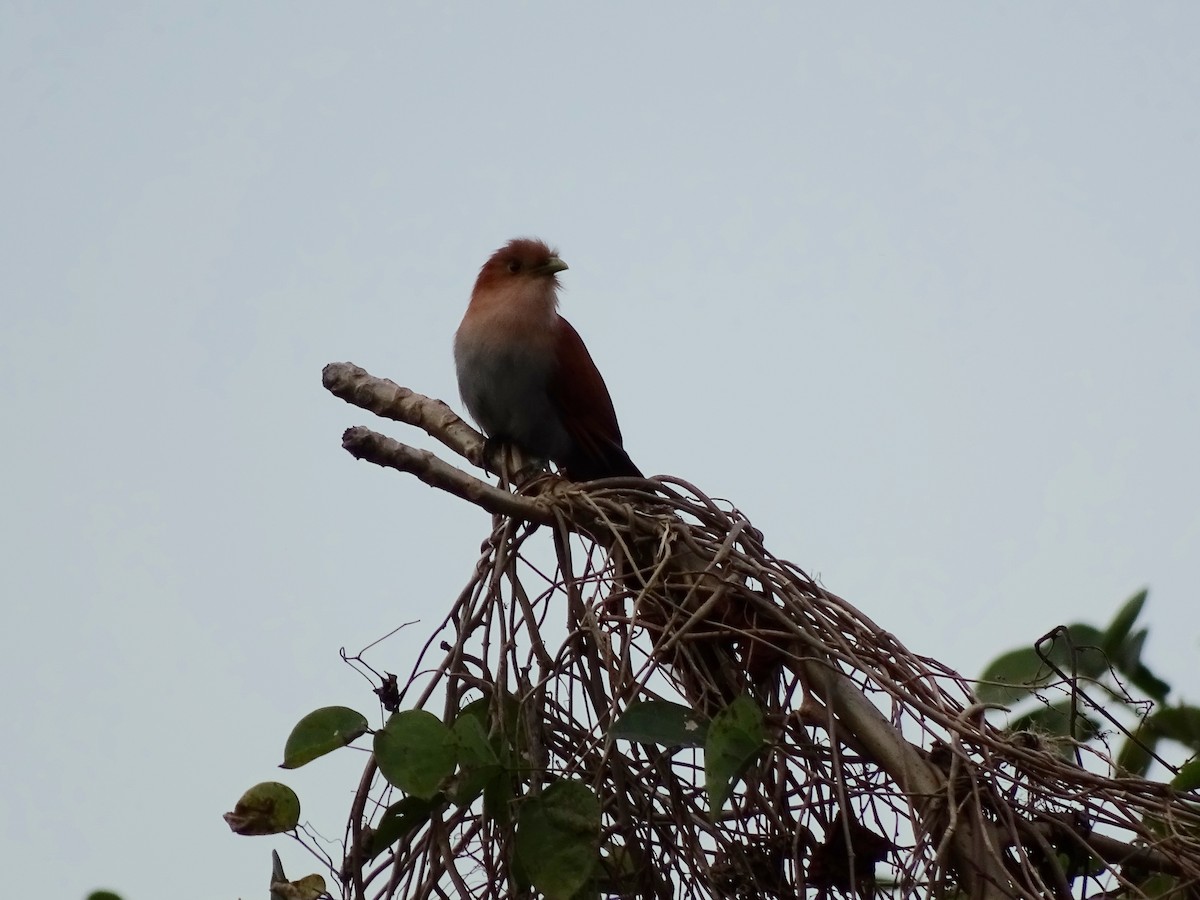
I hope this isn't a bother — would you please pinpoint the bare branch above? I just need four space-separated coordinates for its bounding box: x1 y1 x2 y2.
340 426 555 524
324 361 483 463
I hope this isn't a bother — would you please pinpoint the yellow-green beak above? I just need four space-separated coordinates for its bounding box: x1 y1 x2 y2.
537 256 568 276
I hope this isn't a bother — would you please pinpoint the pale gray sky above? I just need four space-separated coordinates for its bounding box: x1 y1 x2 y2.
3 4 1198 898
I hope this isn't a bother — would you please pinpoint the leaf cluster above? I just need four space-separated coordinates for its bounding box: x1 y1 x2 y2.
978 589 1200 898
226 691 770 900
979 589 1200 785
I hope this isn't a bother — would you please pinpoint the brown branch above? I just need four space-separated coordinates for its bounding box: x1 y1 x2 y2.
340 425 555 524
323 361 483 464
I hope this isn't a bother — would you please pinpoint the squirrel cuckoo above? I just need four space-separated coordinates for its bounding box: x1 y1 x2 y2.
456 240 781 708
454 238 641 480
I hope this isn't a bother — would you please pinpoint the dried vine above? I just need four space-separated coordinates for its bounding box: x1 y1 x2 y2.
318 361 1200 900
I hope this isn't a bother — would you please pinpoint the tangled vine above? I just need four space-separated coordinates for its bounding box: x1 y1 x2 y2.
312 361 1200 900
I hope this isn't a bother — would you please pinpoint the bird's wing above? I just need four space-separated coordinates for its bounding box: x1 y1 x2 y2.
549 318 641 478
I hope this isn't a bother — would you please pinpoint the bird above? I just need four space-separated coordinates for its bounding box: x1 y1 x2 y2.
454 238 642 481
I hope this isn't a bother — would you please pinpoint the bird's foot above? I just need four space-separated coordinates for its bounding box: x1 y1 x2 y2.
481 438 550 488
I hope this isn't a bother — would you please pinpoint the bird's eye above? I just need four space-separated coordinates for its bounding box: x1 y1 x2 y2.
506 260 520 273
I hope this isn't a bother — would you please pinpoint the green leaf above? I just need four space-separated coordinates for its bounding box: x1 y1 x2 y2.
593 844 641 895
1059 623 1110 680
1171 757 1200 793
484 766 517 826
1128 663 1172 704
1136 872 1179 899
704 695 767 816
1010 700 1100 744
222 781 300 835
453 693 525 815
453 707 502 766
515 780 601 900
456 695 490 726
977 647 1046 704
1116 718 1162 777
510 843 534 894
365 795 439 860
978 625 1109 704
1103 589 1148 654
1113 705 1200 778
281 706 369 769
1115 627 1149 673
374 710 457 799
458 692 526 768
86 893 124 900
449 712 504 806
1148 706 1200 751
611 700 708 747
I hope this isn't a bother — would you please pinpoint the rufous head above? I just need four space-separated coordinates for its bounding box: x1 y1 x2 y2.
472 238 568 296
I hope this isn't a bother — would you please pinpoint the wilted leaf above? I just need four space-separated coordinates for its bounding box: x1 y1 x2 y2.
281 706 368 769
223 781 300 835
269 873 326 900
374 673 401 712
